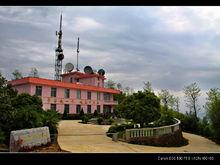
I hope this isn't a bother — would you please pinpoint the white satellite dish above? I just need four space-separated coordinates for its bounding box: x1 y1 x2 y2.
65 63 74 72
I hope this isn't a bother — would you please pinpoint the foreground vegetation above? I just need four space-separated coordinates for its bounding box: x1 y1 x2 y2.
0 73 60 146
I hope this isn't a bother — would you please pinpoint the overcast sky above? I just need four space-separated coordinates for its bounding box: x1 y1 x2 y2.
1 6 220 116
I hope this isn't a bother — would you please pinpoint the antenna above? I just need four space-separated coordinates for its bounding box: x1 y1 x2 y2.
54 13 64 81
76 37 80 71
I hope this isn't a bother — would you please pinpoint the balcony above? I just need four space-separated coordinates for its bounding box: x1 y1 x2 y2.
103 100 118 105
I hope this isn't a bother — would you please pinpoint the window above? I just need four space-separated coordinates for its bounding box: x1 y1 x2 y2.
77 90 81 99
64 89 70 98
51 88 57 97
70 77 73 83
104 93 111 101
76 105 81 114
87 91 91 100
64 104 69 114
97 92 100 100
97 105 100 113
35 86 42 96
103 105 111 113
76 79 79 82
51 104 56 111
87 105 91 114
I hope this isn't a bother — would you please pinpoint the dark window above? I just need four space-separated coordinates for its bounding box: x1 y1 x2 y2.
51 104 56 111
64 89 70 98
104 93 111 101
76 105 81 114
35 86 42 96
77 90 81 99
70 77 73 83
97 105 100 113
76 79 79 82
87 91 91 100
51 88 57 97
103 105 111 113
64 104 69 114
87 105 91 114
97 92 100 100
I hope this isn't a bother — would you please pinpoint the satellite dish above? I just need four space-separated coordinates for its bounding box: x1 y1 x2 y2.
65 63 74 72
84 66 93 74
98 69 105 76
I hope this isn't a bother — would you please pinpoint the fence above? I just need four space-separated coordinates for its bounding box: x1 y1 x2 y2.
125 118 181 141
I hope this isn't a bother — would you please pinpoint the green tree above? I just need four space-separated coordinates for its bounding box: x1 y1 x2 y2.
183 82 201 119
205 88 220 143
116 91 161 127
12 69 23 80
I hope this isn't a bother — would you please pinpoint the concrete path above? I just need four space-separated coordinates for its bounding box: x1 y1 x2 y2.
58 120 220 153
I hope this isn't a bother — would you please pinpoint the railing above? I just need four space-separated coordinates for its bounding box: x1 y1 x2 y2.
125 118 181 141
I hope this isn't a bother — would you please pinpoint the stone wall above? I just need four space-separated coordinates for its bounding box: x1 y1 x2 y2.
128 129 188 147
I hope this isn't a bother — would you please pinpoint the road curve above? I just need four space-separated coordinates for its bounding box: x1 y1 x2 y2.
58 120 220 153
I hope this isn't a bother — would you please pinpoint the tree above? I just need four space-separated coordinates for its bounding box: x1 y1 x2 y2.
183 82 201 119
29 67 39 77
93 110 98 117
116 91 161 127
105 79 116 89
12 69 23 80
173 97 180 112
143 81 153 93
80 108 84 117
158 89 174 111
205 88 220 143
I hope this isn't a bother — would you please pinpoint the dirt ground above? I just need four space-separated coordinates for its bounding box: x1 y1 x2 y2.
58 120 220 153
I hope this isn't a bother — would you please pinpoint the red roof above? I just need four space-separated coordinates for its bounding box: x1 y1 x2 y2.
61 71 106 80
9 77 121 94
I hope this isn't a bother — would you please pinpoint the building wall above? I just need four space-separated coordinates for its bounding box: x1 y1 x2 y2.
12 84 31 94
62 74 104 87
22 84 116 114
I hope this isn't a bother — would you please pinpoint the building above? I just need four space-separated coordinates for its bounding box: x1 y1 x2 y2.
9 14 120 114
9 71 121 114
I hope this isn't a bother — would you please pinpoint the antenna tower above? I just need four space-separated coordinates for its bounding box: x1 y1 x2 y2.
76 37 80 71
54 14 64 81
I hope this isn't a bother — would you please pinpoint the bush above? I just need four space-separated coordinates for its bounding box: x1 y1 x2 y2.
97 117 104 125
153 110 175 127
42 110 61 134
108 118 114 125
80 108 84 117
93 110 98 117
107 124 134 133
62 109 68 120
82 115 89 124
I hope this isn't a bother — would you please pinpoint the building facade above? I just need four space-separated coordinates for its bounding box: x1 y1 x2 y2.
9 71 121 114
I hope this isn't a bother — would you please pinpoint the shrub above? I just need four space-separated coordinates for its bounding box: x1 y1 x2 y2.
97 117 104 125
108 118 114 125
82 115 89 124
93 110 98 117
80 108 84 118
62 109 68 120
42 110 61 134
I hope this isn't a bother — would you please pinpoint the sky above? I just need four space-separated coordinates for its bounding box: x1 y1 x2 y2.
1 6 220 117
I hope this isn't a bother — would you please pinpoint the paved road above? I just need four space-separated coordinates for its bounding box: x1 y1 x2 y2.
58 120 220 153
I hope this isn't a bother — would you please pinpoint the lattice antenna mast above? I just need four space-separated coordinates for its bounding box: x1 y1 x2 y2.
54 13 64 81
76 37 80 71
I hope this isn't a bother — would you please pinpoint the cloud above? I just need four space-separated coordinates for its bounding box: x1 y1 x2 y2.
73 17 103 32
1 6 220 116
